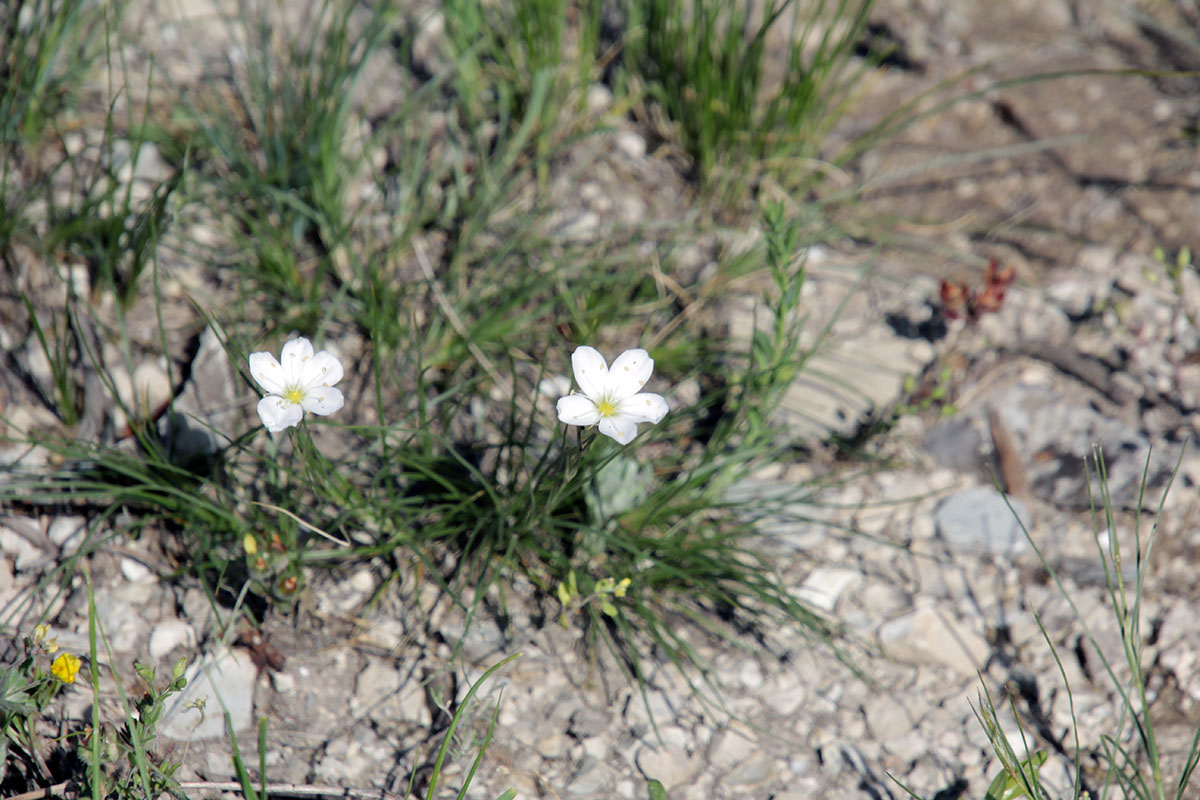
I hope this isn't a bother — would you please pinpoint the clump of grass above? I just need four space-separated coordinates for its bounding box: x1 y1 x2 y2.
0 0 114 153
435 0 603 180
3 197 840 708
621 0 873 208
0 0 125 260
2 0 180 330
175 0 401 329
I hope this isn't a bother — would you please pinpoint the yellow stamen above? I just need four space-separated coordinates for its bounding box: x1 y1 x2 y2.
595 399 617 417
284 388 304 404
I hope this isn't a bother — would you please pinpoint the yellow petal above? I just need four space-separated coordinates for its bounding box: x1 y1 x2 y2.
51 653 82 684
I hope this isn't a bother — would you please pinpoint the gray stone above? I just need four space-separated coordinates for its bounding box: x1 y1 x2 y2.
565 757 616 797
878 604 990 677
720 750 776 788
982 382 1177 510
709 726 755 770
440 616 506 663
91 584 152 652
568 706 613 739
161 326 239 465
635 744 698 791
779 328 933 440
1046 269 1111 317
756 668 807 716
351 656 400 715
934 486 1030 556
922 417 985 471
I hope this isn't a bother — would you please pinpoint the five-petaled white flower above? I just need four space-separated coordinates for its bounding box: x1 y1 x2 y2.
249 337 344 433
556 346 668 444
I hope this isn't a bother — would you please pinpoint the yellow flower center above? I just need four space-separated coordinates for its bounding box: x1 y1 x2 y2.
595 398 618 417
284 387 305 404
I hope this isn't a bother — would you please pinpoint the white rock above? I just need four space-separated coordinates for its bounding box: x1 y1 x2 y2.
409 9 445 75
0 557 14 609
349 567 374 593
536 732 566 758
90 586 147 652
362 616 404 651
132 361 172 411
119 557 155 584
586 84 613 113
796 567 861 612
351 657 400 715
538 374 572 398
737 658 764 689
162 326 238 462
47 516 86 549
555 210 600 242
757 669 807 716
271 671 296 695
1 527 48 571
160 647 258 740
397 684 430 725
709 725 755 769
779 325 934 440
149 619 195 660
614 130 646 160
1077 244 1117 273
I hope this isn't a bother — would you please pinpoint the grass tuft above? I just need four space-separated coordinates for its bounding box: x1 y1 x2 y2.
622 0 873 208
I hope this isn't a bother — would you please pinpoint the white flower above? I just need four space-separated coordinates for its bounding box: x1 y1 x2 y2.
249 337 344 433
556 346 669 444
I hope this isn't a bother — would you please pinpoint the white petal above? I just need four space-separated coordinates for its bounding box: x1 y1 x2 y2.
301 386 344 416
617 392 668 424
300 350 344 390
571 346 609 399
279 337 314 380
257 396 304 433
608 349 653 397
557 394 600 426
249 352 287 395
597 415 637 444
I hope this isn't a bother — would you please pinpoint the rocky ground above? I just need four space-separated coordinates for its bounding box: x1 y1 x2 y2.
5 0 1200 798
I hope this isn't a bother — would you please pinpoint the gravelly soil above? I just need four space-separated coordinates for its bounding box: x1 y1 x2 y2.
5 1 1200 799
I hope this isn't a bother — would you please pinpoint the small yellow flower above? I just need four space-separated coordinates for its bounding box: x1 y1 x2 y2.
50 653 82 684
33 624 59 653
243 534 259 555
